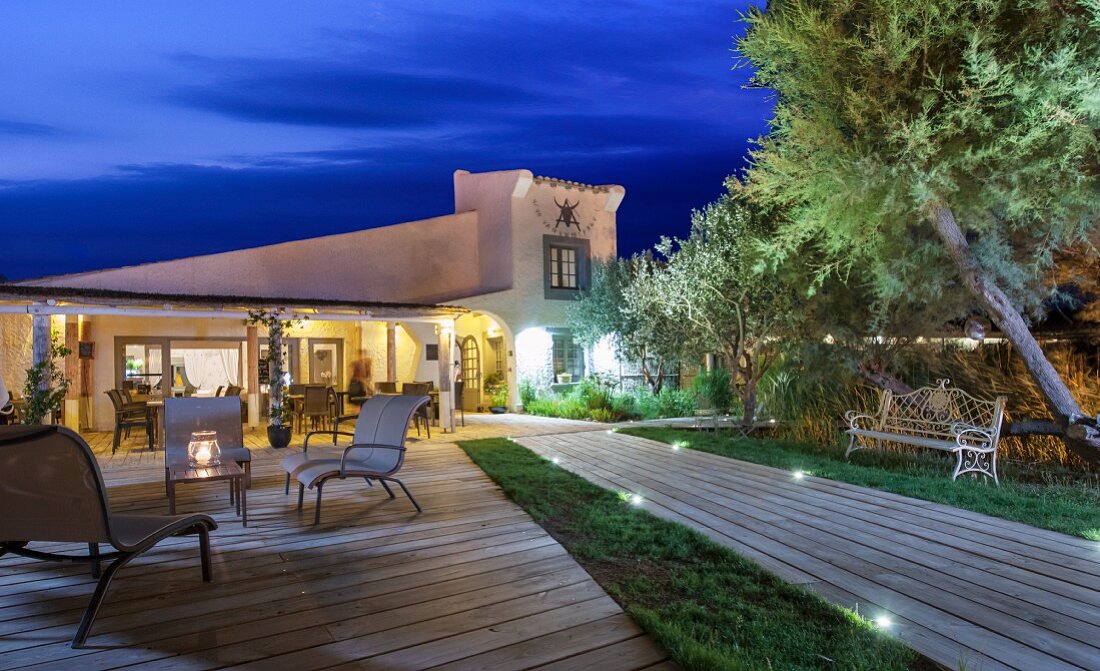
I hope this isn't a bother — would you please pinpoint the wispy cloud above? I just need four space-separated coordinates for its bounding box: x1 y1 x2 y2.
0 119 61 137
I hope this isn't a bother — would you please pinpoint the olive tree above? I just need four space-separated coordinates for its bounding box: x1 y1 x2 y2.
567 256 683 393
644 193 802 425
738 0 1100 461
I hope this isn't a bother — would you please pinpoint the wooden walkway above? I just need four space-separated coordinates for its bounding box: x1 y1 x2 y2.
0 417 673 670
517 430 1100 671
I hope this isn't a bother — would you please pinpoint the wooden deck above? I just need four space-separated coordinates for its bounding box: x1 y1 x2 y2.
0 416 673 670
517 430 1100 671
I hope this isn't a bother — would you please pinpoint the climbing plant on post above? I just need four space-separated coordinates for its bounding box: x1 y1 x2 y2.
22 331 71 425
247 309 301 444
737 0 1100 462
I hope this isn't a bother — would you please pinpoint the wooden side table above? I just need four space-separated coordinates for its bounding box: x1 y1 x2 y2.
167 462 247 526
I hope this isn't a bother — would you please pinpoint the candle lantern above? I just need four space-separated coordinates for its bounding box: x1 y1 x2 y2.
187 431 221 467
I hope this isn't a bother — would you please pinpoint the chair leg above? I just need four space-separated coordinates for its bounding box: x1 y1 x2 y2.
297 483 305 510
197 525 212 582
88 543 101 579
379 479 396 499
424 412 430 439
391 478 423 513
313 483 324 525
112 424 122 454
285 471 291 495
71 550 138 648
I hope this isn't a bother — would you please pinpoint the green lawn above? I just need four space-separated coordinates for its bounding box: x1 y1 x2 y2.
460 437 930 671
620 427 1100 541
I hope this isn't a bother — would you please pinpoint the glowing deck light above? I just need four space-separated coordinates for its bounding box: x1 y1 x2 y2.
629 494 644 506
875 615 893 629
793 470 805 481
551 456 561 465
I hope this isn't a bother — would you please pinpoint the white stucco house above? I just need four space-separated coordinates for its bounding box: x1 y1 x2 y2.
0 168 624 433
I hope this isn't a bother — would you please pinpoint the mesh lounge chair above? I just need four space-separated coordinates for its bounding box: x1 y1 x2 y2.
281 394 429 524
164 397 252 491
0 425 216 648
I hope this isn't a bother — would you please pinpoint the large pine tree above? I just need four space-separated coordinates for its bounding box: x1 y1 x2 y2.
738 0 1100 462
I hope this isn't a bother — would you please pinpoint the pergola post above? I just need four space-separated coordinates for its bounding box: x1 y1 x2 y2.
246 324 260 428
80 318 93 429
63 316 80 429
386 322 397 382
436 321 455 433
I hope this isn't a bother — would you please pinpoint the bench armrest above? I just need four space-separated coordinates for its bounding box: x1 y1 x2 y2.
951 424 995 452
340 443 406 475
845 411 878 431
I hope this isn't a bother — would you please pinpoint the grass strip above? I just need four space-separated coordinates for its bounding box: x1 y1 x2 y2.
620 427 1100 541
460 437 930 671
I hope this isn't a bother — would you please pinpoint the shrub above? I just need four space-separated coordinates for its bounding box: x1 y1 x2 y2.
637 388 697 420
692 368 734 414
519 379 538 408
589 407 617 423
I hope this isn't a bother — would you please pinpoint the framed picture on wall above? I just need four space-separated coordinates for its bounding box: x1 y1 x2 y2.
425 344 439 361
78 342 95 359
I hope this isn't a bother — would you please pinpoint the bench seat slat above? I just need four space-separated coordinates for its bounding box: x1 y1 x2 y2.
847 429 961 452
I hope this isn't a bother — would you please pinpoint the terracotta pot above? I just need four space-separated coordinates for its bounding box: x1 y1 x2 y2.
267 424 292 448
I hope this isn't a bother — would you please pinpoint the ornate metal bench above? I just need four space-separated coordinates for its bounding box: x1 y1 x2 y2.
845 380 1006 484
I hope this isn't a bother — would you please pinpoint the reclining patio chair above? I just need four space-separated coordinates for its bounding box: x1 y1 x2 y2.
0 425 216 648
164 397 252 491
281 394 429 524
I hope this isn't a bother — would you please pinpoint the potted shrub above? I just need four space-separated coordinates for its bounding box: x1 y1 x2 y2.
22 332 71 425
483 372 509 413
247 309 300 448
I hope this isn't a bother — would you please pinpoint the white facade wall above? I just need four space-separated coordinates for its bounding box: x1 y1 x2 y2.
7 168 624 416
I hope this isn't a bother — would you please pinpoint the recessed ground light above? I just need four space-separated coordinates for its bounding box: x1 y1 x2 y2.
793 470 805 481
629 494 644 506
551 456 560 465
874 615 893 629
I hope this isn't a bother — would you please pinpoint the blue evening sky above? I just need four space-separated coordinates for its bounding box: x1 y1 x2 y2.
0 1 769 281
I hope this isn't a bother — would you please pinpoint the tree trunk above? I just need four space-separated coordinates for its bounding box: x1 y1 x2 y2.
740 379 757 427
855 361 914 396
928 203 1099 464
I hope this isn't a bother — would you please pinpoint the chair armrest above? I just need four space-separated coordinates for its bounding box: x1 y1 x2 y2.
339 443 405 475
304 429 354 452
845 412 878 431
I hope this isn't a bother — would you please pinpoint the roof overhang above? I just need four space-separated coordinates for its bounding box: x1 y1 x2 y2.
0 285 467 323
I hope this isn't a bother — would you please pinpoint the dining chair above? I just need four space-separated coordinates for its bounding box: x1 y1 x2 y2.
401 383 431 438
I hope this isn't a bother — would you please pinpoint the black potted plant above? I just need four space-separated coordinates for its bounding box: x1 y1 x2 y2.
247 309 299 448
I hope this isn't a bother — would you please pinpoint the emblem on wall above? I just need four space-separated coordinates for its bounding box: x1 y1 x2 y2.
533 193 597 237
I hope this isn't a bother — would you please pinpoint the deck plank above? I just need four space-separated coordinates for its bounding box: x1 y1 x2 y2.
517 430 1100 671
0 415 672 671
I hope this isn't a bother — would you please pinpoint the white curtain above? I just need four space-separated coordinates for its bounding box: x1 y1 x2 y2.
180 349 240 392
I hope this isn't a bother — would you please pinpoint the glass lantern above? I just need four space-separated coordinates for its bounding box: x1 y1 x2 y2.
187 431 221 467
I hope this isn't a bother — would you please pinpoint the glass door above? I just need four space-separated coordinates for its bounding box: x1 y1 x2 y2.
308 339 343 388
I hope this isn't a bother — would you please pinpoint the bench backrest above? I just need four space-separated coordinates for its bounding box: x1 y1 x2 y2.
877 379 1005 442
